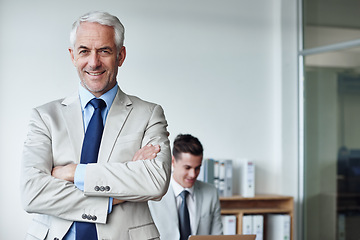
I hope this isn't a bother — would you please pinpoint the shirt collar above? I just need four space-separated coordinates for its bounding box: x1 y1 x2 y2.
171 175 195 198
78 82 118 111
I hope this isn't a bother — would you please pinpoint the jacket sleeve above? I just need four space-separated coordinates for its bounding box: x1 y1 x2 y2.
210 190 223 235
83 104 172 201
20 107 109 224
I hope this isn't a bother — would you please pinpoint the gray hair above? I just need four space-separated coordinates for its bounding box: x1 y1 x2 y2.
70 11 125 52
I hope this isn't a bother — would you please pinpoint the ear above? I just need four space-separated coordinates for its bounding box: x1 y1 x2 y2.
171 156 175 167
118 46 126 67
69 48 76 66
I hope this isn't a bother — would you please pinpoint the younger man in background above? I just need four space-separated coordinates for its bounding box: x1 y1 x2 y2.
148 134 223 240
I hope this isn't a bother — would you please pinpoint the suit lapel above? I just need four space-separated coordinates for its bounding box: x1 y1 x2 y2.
61 87 132 164
98 88 132 163
164 187 180 228
61 93 84 164
194 181 202 234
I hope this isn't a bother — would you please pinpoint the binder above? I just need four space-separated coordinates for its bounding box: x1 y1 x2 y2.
242 215 253 234
223 159 233 197
239 159 255 197
214 160 220 191
266 214 291 240
189 235 256 240
252 215 264 240
221 215 237 235
201 158 215 184
219 160 226 196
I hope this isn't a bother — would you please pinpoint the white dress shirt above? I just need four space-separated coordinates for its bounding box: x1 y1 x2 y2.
170 176 197 235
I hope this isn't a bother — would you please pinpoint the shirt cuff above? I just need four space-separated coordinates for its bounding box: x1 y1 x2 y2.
74 164 87 191
108 198 113 214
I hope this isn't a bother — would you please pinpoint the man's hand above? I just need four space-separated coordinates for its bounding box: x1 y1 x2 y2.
132 144 160 161
111 144 161 206
51 163 77 182
113 198 125 205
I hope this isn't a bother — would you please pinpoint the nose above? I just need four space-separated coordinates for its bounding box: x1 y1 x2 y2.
188 169 196 178
88 52 101 69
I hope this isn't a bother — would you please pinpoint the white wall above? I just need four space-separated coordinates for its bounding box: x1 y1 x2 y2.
0 0 298 239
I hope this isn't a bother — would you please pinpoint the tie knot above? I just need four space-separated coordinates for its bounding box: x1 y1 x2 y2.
180 190 189 200
90 98 106 110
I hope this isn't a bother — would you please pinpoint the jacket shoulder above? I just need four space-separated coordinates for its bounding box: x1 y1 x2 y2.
126 94 158 108
35 98 65 110
195 180 217 190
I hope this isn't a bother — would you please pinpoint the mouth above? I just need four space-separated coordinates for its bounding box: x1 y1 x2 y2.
85 70 106 76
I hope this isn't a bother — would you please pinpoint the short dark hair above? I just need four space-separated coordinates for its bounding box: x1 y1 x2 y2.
172 134 203 160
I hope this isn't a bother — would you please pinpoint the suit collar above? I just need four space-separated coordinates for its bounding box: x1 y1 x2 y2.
78 82 119 112
60 87 133 164
98 87 132 162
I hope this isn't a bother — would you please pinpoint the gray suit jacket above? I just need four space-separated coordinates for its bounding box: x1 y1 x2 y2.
20 87 171 240
148 180 223 240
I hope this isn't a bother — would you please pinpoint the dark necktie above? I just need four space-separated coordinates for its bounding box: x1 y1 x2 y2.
179 190 191 240
76 98 106 240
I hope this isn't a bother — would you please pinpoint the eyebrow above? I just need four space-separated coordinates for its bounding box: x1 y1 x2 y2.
185 164 202 168
77 46 113 51
78 45 89 50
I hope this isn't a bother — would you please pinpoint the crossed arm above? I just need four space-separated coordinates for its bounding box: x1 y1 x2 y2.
51 144 161 205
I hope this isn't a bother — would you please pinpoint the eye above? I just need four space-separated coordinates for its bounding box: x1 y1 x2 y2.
79 49 89 55
99 49 112 56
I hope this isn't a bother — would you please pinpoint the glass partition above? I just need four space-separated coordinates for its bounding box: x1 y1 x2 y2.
303 0 360 49
303 47 360 239
302 0 360 239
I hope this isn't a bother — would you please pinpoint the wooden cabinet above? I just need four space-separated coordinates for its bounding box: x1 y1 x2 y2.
220 194 294 239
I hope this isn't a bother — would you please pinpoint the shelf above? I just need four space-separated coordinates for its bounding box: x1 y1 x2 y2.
220 194 292 201
220 194 294 240
221 208 292 215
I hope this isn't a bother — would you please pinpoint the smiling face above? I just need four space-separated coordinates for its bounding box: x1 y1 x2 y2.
69 22 126 97
172 152 203 188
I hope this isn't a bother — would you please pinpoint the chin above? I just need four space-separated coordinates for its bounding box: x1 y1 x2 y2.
83 82 107 93
184 182 195 188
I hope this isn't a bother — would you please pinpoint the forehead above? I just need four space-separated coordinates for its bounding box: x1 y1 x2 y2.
75 22 115 47
176 152 203 167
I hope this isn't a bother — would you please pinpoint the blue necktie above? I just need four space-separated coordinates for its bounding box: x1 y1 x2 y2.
76 98 106 240
179 190 191 240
